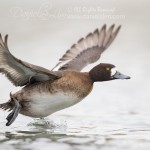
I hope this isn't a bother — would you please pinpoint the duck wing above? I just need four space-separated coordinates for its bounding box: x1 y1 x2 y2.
52 24 121 71
0 34 62 87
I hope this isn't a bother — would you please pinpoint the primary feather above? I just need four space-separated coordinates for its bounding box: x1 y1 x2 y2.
52 24 121 71
0 34 61 86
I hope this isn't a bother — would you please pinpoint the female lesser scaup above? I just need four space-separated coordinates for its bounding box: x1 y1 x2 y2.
0 24 130 126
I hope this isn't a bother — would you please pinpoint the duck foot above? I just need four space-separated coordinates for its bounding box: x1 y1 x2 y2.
6 99 21 126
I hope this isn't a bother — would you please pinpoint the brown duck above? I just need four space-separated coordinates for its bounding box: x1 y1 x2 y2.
0 24 130 126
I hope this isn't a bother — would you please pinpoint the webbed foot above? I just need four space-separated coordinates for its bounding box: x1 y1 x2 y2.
6 98 21 126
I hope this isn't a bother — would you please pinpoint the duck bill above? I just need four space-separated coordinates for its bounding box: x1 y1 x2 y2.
113 71 131 79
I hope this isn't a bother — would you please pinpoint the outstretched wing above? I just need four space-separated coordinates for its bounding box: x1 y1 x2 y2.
0 34 62 86
52 24 121 71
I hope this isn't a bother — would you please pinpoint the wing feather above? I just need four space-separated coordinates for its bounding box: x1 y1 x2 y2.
52 24 121 71
0 34 61 86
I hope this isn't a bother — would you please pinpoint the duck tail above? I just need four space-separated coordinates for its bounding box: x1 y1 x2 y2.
0 101 13 111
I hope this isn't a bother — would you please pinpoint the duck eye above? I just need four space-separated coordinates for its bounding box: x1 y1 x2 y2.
106 67 110 71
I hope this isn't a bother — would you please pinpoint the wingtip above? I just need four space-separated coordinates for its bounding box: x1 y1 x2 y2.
86 32 93 38
102 24 107 30
5 34 8 38
115 25 122 34
102 24 121 31
118 25 122 30
0 33 2 40
71 44 76 49
93 28 99 34
77 37 84 44
111 23 115 27
0 33 9 44
95 24 121 33
108 24 115 32
111 24 115 29
4 34 8 44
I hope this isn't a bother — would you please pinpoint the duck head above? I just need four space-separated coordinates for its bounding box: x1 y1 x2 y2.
89 63 130 82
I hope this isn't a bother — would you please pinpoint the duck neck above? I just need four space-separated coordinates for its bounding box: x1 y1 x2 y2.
89 68 101 82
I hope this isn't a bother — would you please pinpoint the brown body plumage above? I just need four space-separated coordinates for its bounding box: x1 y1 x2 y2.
1 71 93 117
